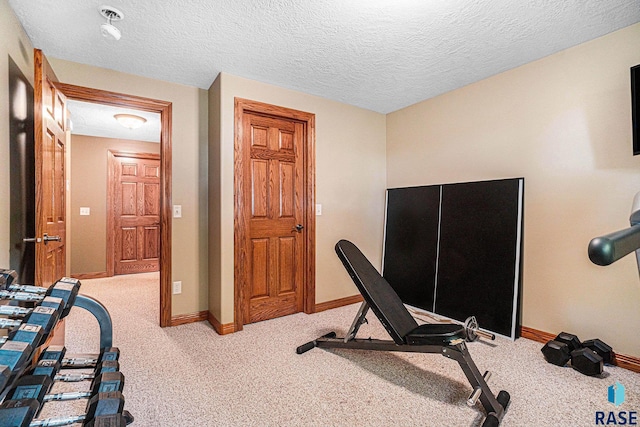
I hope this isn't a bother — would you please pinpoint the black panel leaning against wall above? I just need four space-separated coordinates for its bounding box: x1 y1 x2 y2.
383 178 524 339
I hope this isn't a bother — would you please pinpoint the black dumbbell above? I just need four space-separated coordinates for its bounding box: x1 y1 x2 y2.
0 364 10 392
553 332 606 376
40 345 120 368
0 305 61 348
0 269 19 288
0 340 33 372
0 296 64 337
85 413 129 427
32 359 119 383
0 269 49 296
31 346 120 381
583 338 613 365
571 347 603 376
45 371 125 402
53 366 120 383
0 305 32 317
0 277 80 319
541 332 583 367
0 391 126 427
541 340 571 366
6 371 125 408
541 332 608 376
554 332 582 352
62 347 120 369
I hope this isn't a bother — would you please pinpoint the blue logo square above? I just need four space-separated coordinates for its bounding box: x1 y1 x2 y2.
608 382 625 407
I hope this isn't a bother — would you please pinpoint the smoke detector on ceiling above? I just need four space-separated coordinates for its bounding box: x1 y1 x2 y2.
100 5 124 41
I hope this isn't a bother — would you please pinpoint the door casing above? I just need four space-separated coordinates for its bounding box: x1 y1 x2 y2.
57 82 173 327
234 98 316 332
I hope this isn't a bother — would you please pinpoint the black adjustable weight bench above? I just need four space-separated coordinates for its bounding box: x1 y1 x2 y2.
297 240 510 427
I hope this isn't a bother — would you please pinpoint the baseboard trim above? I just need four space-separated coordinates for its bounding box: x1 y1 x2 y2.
208 312 235 335
205 295 362 334
519 326 555 343
170 311 208 326
315 295 364 313
71 272 109 280
520 326 640 373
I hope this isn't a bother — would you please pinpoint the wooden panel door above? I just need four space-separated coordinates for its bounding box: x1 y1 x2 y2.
242 113 306 324
34 49 66 287
110 151 161 275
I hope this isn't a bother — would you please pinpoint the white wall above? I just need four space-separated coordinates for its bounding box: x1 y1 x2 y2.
387 23 640 356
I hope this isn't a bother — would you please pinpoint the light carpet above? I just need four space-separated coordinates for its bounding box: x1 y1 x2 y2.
38 272 640 426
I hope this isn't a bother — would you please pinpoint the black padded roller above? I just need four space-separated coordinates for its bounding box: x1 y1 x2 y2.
497 390 510 410
481 413 500 427
296 342 316 354
588 224 640 266
296 332 336 354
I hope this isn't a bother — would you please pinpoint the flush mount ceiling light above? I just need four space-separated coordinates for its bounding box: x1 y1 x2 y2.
100 5 124 41
114 114 147 129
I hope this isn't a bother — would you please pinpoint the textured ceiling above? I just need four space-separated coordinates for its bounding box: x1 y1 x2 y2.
8 0 640 114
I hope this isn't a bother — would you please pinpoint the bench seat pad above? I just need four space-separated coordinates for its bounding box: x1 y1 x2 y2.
405 323 466 346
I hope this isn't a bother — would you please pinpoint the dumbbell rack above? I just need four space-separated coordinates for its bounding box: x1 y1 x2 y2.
0 294 113 400
0 271 133 425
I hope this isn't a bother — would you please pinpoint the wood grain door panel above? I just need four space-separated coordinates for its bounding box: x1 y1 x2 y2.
34 50 66 288
235 98 316 332
243 112 305 324
110 152 160 275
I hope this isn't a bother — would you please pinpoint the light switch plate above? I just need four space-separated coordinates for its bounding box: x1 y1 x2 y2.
316 204 322 216
173 205 182 218
172 281 182 294
80 207 90 216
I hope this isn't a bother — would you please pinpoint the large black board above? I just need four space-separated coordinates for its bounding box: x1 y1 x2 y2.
383 178 524 339
383 186 440 311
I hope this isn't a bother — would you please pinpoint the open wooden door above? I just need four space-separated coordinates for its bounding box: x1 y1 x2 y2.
33 49 67 287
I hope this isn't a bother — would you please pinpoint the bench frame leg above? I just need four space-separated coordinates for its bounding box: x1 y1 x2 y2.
302 334 508 424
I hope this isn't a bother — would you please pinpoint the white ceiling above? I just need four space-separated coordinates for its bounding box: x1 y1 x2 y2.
8 0 640 114
67 100 160 143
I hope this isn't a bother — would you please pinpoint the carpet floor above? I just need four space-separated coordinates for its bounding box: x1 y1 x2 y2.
38 272 640 426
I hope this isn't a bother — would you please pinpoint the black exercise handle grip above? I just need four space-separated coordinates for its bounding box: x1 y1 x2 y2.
588 224 640 266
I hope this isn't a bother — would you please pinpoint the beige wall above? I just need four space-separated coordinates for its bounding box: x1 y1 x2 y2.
207 76 223 319
5 0 639 359
69 135 160 275
49 58 209 316
387 24 640 356
208 73 387 324
0 0 34 268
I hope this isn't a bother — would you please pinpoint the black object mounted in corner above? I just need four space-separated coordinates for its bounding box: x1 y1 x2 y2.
632 64 640 156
